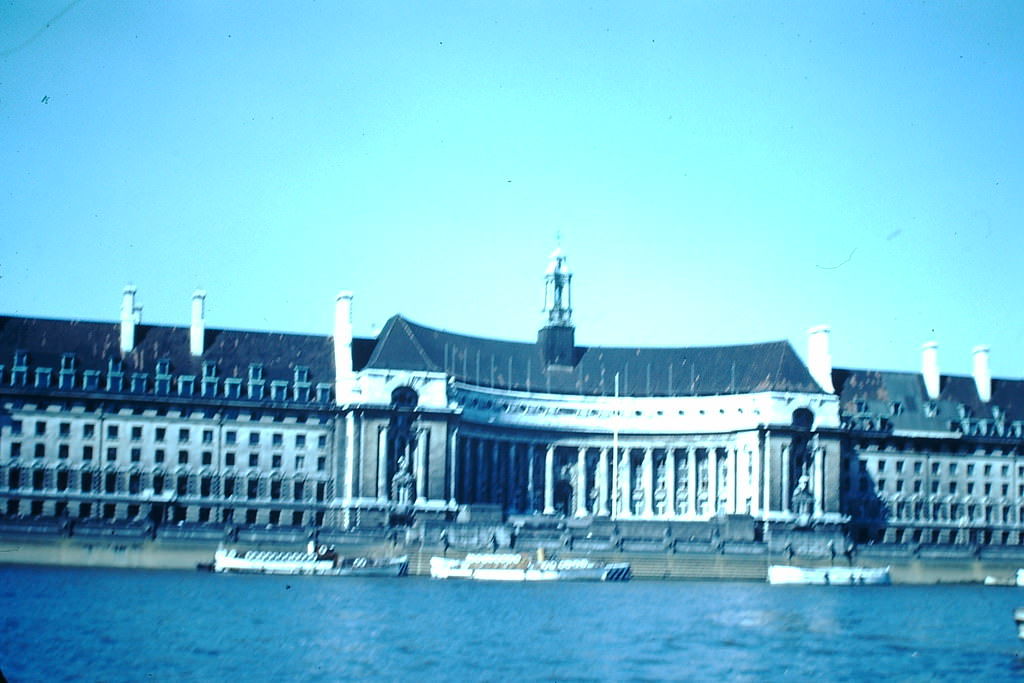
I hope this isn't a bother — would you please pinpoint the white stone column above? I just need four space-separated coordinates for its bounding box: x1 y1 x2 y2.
492 440 501 506
544 445 555 514
665 448 676 518
344 412 355 501
447 427 458 505
575 447 588 517
781 444 791 513
526 444 536 512
377 426 388 502
508 442 519 513
762 432 772 515
642 447 654 518
620 449 633 518
729 447 738 514
687 447 697 518
751 442 761 516
597 447 610 516
813 446 824 516
707 448 718 517
414 428 427 502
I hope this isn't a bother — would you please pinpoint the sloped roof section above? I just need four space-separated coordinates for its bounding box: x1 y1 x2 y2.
0 316 370 386
832 367 1024 426
365 315 823 397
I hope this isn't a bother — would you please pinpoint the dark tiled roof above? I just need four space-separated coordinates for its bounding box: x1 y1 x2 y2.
365 315 823 397
832 368 1024 427
0 316 370 386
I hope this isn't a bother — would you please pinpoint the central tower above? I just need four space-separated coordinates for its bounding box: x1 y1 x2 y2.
538 247 576 367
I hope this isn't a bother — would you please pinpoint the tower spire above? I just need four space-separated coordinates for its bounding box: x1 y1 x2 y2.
538 246 575 367
542 246 573 327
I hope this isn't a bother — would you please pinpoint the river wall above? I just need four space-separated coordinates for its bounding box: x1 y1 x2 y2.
4 529 1024 584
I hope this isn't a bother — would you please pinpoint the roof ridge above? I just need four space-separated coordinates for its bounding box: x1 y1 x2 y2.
395 316 439 372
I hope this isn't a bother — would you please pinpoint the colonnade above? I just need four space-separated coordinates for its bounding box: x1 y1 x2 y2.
453 436 763 520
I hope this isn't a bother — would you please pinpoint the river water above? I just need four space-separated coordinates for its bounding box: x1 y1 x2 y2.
2 565 1023 681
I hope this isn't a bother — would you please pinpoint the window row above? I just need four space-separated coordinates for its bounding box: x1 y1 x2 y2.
6 420 328 450
6 443 328 470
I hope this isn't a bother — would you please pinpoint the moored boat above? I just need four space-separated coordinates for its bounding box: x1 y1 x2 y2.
430 551 631 582
767 564 890 585
1014 608 1024 639
210 542 407 577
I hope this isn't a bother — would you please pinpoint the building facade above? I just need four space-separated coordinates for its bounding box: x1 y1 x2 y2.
1 251 1022 548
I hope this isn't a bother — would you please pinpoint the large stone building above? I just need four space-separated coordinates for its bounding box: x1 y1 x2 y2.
1 250 1022 550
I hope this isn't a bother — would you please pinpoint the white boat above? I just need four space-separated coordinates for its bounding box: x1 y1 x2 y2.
429 551 631 582
767 564 891 585
1014 608 1024 639
211 542 408 577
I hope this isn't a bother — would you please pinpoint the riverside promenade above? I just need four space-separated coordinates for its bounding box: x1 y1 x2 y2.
2 517 1024 584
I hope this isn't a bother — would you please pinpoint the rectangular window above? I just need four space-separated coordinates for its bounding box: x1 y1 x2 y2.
10 442 20 458
318 435 327 449
178 450 189 464
249 453 259 467
294 481 304 500
107 424 118 440
315 482 325 501
58 444 69 459
200 477 212 497
8 468 21 489
177 476 188 496
33 469 44 491
35 443 45 458
272 433 283 447
105 472 117 493
59 422 71 437
270 480 281 499
295 455 304 469
247 479 258 499
106 447 117 462
967 463 975 476
295 434 306 449
57 470 69 491
83 423 95 439
249 432 260 446
317 456 326 471
950 463 958 475
272 455 282 469
131 426 143 441
81 471 93 492
178 428 189 443
131 447 141 462
225 430 237 445
155 449 165 464
155 427 166 442
202 429 214 444
225 452 235 467
11 420 22 436
152 475 164 494
202 451 212 466
83 445 93 461
35 420 46 436
224 478 235 497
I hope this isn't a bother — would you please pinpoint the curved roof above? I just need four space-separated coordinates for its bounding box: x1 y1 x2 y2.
365 315 824 398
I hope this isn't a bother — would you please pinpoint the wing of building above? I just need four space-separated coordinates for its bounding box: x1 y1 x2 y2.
1 252 1022 551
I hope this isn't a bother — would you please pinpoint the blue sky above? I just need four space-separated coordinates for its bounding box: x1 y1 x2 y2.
2 1 1022 378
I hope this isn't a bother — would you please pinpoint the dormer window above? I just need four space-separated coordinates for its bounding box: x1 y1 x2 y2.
315 383 332 403
33 367 52 388
270 381 288 401
108 358 122 374
130 372 148 393
156 359 171 376
60 353 75 371
294 366 309 383
83 370 100 391
13 350 28 368
202 361 217 379
224 378 242 399
248 364 263 382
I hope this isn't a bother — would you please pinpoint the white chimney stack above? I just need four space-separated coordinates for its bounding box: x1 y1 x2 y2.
921 341 940 400
120 286 140 354
806 325 834 393
334 291 354 404
972 345 991 403
190 290 207 356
